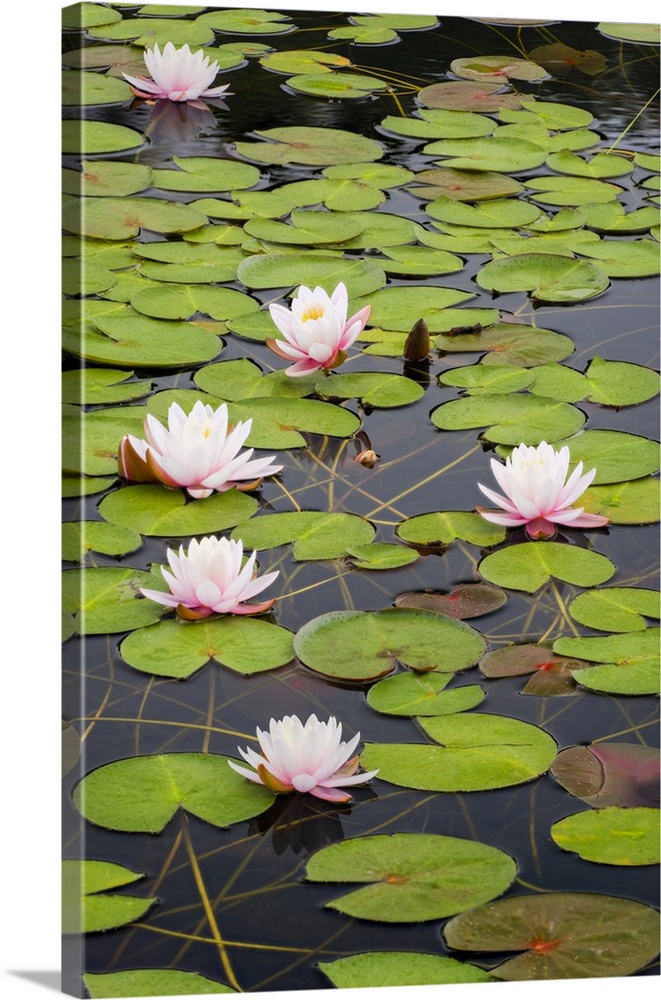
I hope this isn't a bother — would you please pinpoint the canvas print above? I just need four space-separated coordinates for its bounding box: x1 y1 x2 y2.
62 3 660 996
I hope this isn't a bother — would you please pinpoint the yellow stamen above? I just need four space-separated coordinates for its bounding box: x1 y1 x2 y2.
301 306 325 322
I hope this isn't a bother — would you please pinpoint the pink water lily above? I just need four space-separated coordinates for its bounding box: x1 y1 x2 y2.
118 400 281 499
477 441 609 539
267 282 371 377
140 536 278 620
122 42 232 103
229 714 379 803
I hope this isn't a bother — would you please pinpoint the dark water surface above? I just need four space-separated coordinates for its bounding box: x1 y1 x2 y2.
63 8 660 995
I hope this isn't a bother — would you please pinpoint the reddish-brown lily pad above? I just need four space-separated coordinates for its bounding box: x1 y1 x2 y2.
418 81 524 113
480 644 590 696
551 743 660 808
529 43 607 77
395 584 507 620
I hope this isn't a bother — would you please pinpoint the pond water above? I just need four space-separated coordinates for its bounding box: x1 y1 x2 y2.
62 5 660 997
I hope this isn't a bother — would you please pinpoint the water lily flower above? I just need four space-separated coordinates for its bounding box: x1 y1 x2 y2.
267 283 371 377
140 536 278 620
229 714 379 803
122 42 232 103
118 400 281 500
477 441 609 539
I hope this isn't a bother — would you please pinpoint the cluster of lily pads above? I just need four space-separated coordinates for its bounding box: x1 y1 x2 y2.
63 5 660 996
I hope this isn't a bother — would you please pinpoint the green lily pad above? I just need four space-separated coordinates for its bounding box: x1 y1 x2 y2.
351 286 474 332
151 157 260 193
132 243 245 284
231 511 374 562
62 120 144 154
317 372 423 408
120 617 294 679
576 239 660 278
62 258 117 296
234 126 382 165
479 543 615 593
361 309 500 354
62 406 147 477
319 952 493 988
440 364 533 394
74 753 275 833
500 98 594 130
528 42 607 76
635 152 660 172
362 713 557 791
418 80 524 112
62 861 155 936
477 254 610 302
427 197 541 228
305 832 516 922
525 207 588 231
395 584 507 619
565 430 660 484
62 474 114 499
235 178 386 217
88 16 215 46
293 608 486 680
99 484 257 538
450 55 547 82
582 202 660 233
443 892 661 979
435 322 574 367
432 393 585 444
551 807 660 865
243 213 366 246
323 162 414 188
62 160 152 198
580 478 660 524
286 72 387 98
237 254 386 298
197 8 293 34
63 196 206 240
547 150 634 179
62 70 132 106
396 511 506 548
346 543 420 571
194 358 314 400
488 231 599 258
375 245 464 277
553 628 660 695
569 588 660 633
367 672 484 716
84 969 235 998
131 284 259 322
382 110 496 140
62 521 142 561
232 397 361 448
184 223 246 245
62 721 82 776
597 22 660 44
63 44 148 78
412 168 522 202
431 136 547 173
260 49 351 74
62 566 167 635
530 357 660 405
524 175 622 205
63 3 122 29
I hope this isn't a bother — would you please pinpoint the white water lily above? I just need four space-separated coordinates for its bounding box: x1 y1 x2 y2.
118 400 281 499
123 42 232 103
477 441 609 539
141 536 278 619
267 283 371 377
229 714 379 803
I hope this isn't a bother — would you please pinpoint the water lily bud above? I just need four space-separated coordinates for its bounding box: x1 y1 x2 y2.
403 318 430 361
354 449 379 468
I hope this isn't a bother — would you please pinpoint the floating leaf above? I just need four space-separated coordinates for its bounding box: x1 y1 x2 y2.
477 254 609 302
362 714 557 791
395 584 507 619
427 197 541 228
294 608 486 681
62 721 82 777
305 833 516 922
553 628 660 695
231 511 374 562
432 394 585 444
234 126 382 165
551 743 660 807
63 3 122 29
551 807 660 865
63 160 152 198
367 672 484 716
63 474 114 499
431 136 547 172
74 753 275 833
352 286 474 332
382 110 496 140
500 98 594 130
197 8 293 34
62 70 132 106
569 587 660 632
635 152 660 172
237 254 386 298
132 243 245 283
576 239 660 278
62 406 146 476
131 284 259 322
243 213 365 246
580 478 660 524
582 202 660 233
62 861 155 936
84 969 235 998
565 429 660 484
286 72 387 98
450 56 547 82
62 258 117 296
99 484 257 538
62 120 144 154
547 150 633 179
151 157 260 193
528 43 606 76
375 245 464 277
63 44 148 78
479 543 614 593
260 49 350 74
88 16 215 46
317 372 423 409
194 358 314 401
229 397 360 449
418 81 523 112
62 567 166 635
323 162 414 188
63 196 206 240
319 952 493 988
524 175 621 205
480 643 588 696
346 543 420 571
443 893 661 979
597 22 660 44
412 167 521 201
440 364 533 394
396 511 505 548
120 617 294 679
62 521 142 561
434 322 574 367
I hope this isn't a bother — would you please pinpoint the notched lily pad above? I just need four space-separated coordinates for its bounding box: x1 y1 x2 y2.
434 323 574 367
432 393 585 444
62 566 167 635
553 628 660 696
84 969 235 998
367 672 484 716
234 126 382 165
551 807 660 865
477 254 610 302
569 587 660 632
231 511 374 561
395 584 507 619
319 951 493 988
479 543 615 593
551 743 660 807
418 81 524 113
580 478 660 525
480 643 590 696
62 860 155 935
317 372 424 409
62 521 142 561
346 543 420 571
450 56 547 82
397 511 506 548
99 484 257 538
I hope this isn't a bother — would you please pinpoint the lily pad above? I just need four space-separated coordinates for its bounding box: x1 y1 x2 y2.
477 254 610 302
412 167 522 202
87 16 215 46
396 511 506 548
528 43 606 77
231 511 374 562
382 110 496 141
193 358 314 401
62 258 117 296
234 126 382 165
62 861 155 935
305 833 516 922
434 323 574 367
132 243 244 283
62 120 144 154
480 644 589 696
580 478 660 524
131 284 259 322
63 44 148 78
367 672 484 716
431 136 547 173
569 587 660 632
547 150 633 179
260 49 351 74
440 364 533 394
427 197 541 228
395 584 507 619
431 394 585 444
63 196 206 240
73 753 275 833
197 8 293 34
528 357 660 405
62 70 132 106
597 22 660 44
151 157 260 193
323 162 414 189
418 81 524 112
564 430 660 484
362 713 557 791
319 952 493 988
231 397 361 449
450 56 547 82
237 254 386 298
553 628 660 695
243 213 366 246
84 969 235 998
375 245 464 277
62 160 152 198
62 474 114 499
120 617 294 679
286 72 387 99
500 98 594 130
577 239 660 278
62 3 122 29
443 892 661 979
62 567 166 635
99 484 257 538
346 543 420 571
317 372 423 409
62 721 82 776
524 175 621 205
351 286 474 332
551 807 660 865
551 743 660 807
582 202 660 233
479 543 615 593
62 406 147 477
62 521 142 561
293 608 486 680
